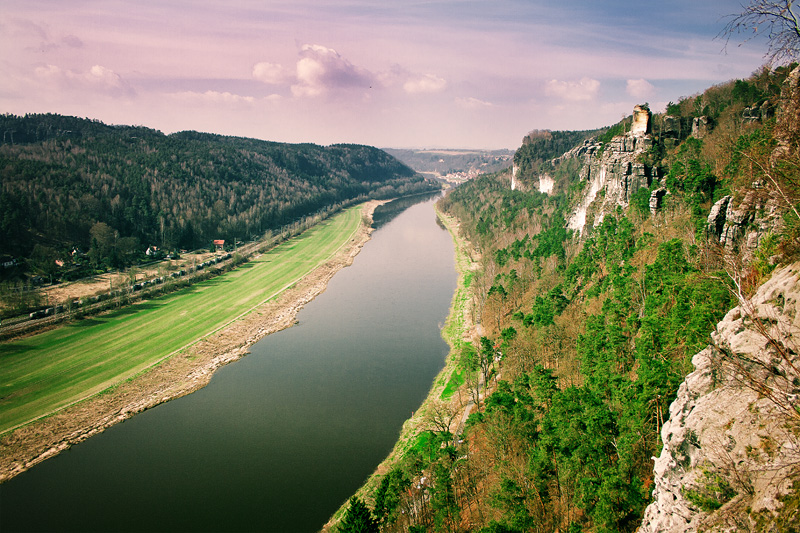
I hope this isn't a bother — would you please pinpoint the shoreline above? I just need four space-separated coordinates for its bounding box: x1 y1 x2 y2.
0 200 385 483
322 201 481 530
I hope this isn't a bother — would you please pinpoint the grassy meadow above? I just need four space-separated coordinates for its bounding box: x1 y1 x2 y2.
0 206 363 434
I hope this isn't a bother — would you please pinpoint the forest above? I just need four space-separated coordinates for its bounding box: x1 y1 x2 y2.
0 113 438 278
334 63 800 532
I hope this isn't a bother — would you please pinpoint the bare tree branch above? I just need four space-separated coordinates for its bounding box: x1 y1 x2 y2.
719 0 800 64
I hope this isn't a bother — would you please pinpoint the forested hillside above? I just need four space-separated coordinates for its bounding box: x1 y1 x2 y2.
383 148 513 177
0 114 436 274
334 64 800 532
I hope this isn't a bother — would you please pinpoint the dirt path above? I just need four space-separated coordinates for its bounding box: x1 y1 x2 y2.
0 201 385 483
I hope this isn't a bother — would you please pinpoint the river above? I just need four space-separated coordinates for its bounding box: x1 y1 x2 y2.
0 194 457 532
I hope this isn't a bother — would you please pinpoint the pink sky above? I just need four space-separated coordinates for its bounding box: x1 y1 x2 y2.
0 1 770 149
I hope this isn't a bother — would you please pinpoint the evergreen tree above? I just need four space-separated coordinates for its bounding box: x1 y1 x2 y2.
338 496 378 533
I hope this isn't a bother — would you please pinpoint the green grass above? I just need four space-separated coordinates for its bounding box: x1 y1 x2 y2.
440 368 465 400
0 206 363 434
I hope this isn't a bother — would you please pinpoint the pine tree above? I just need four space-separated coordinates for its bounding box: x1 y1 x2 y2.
338 496 378 533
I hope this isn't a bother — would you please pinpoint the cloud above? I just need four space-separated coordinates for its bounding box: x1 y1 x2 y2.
544 77 600 102
86 65 125 89
626 78 655 99
455 96 493 109
34 64 134 97
403 73 447 94
61 34 83 48
291 44 372 97
171 90 257 105
253 62 288 85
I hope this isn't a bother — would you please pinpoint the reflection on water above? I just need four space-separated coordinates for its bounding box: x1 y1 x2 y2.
0 195 457 533
371 191 442 229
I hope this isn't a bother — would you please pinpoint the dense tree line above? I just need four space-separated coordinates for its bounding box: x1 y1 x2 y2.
512 129 603 187
337 64 800 532
0 114 437 273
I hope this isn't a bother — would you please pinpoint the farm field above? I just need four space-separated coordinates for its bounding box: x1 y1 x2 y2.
0 206 363 435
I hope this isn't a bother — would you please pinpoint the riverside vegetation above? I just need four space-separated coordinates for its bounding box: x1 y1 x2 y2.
331 63 800 532
0 206 364 435
0 200 390 482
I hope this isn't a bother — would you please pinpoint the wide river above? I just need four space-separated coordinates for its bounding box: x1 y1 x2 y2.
0 194 457 532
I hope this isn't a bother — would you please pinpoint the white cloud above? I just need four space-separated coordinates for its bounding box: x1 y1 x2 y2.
403 73 447 94
171 90 256 105
34 64 133 96
86 65 124 89
455 96 493 109
544 77 600 102
291 44 372 98
253 62 288 85
626 78 655 99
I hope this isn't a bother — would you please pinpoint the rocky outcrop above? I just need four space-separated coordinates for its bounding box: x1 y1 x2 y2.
706 190 784 255
649 188 667 215
774 65 800 160
691 116 710 139
743 101 774 124
632 104 652 136
567 105 654 232
662 115 682 139
639 263 800 532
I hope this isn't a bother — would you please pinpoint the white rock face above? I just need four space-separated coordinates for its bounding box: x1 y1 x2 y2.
706 190 785 255
537 174 554 195
639 263 800 532
567 130 653 233
511 164 518 191
568 165 606 231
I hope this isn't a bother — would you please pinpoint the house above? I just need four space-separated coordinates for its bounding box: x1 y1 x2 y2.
145 245 158 256
213 239 225 252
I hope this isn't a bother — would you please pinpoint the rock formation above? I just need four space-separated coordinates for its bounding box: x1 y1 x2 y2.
691 116 710 138
567 105 654 232
639 263 800 532
632 104 652 136
662 115 682 139
649 188 667 215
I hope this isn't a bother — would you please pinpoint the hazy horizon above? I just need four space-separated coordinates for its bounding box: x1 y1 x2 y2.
1 1 771 150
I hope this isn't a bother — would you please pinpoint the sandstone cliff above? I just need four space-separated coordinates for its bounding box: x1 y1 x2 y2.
511 105 656 232
566 105 654 232
639 263 800 532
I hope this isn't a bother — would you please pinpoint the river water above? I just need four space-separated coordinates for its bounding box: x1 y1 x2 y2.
0 194 457 532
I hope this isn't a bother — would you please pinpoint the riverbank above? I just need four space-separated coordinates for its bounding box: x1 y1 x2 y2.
323 201 482 530
0 201 385 483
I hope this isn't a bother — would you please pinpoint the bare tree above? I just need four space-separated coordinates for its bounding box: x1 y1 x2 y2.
719 0 800 64
425 399 461 436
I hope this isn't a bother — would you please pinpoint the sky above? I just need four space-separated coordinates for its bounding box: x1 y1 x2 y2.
0 0 772 149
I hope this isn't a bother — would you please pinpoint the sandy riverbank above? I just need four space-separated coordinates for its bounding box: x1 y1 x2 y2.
0 201 385 483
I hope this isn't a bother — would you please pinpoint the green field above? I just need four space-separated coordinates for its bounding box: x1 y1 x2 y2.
0 206 363 434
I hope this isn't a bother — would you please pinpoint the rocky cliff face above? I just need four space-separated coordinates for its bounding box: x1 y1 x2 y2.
566 105 654 232
639 263 800 532
706 190 785 257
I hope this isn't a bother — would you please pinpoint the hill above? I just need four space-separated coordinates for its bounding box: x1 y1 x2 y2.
330 63 800 532
383 148 514 180
0 114 437 279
